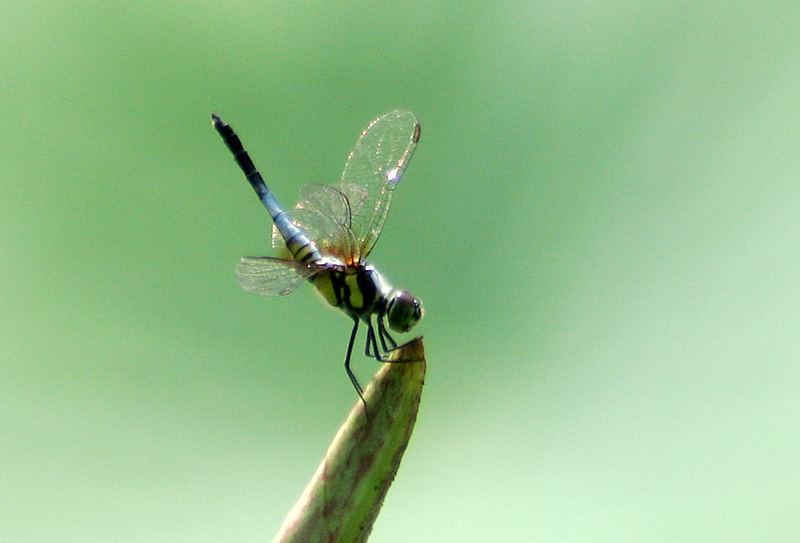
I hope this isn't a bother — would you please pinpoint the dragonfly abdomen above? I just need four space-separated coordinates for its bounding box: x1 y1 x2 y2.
279 225 321 263
212 114 321 263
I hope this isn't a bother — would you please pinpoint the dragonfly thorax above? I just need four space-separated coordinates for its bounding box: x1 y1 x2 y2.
311 261 388 320
311 260 422 333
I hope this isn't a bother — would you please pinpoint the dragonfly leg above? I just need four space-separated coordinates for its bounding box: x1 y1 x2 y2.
365 318 383 360
378 317 398 351
377 318 420 364
345 318 366 404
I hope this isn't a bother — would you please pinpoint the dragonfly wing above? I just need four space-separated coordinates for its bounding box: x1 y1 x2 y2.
271 224 285 251
271 183 357 259
337 110 420 260
236 256 315 296
269 211 328 256
297 183 350 227
295 183 359 259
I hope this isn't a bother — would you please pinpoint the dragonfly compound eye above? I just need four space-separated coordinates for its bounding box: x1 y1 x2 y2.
387 290 424 333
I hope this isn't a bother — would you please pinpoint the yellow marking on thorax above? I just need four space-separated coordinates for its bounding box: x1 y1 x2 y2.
311 267 367 312
343 273 366 310
312 272 339 308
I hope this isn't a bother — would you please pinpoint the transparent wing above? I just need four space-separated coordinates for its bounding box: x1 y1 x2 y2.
236 256 316 296
271 184 359 259
336 110 420 260
295 184 360 257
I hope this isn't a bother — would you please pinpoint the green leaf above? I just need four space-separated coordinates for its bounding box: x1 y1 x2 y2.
272 338 426 543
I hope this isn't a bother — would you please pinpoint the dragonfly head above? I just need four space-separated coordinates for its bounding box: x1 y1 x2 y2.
386 290 424 333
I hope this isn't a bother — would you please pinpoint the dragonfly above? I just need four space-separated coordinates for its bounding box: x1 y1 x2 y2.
211 110 424 401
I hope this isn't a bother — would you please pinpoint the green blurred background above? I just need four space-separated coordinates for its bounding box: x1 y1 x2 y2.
3 1 800 541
